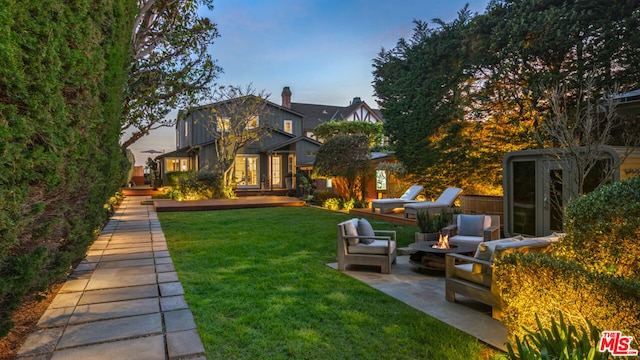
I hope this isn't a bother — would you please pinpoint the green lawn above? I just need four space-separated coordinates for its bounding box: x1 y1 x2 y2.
158 206 496 359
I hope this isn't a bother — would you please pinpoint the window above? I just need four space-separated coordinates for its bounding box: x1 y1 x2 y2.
217 117 230 132
376 170 387 190
246 116 259 130
284 120 293 134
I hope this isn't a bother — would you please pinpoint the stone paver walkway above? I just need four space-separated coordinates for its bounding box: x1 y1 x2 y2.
16 196 205 360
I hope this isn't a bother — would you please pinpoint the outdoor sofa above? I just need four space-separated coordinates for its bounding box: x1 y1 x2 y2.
445 233 564 320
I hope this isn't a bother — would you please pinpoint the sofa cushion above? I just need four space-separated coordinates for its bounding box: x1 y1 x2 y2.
348 240 396 255
457 214 486 237
454 263 492 287
344 218 360 245
357 218 375 245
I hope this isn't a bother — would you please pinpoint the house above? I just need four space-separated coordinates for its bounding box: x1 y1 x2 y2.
157 87 384 192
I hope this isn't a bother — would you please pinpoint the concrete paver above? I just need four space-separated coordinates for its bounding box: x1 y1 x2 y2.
16 196 206 359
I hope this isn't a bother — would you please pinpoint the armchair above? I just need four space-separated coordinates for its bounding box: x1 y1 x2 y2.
442 214 500 247
337 218 396 274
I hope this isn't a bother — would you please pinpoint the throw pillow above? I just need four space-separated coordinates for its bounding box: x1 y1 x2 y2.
457 214 485 237
344 218 359 245
357 218 375 245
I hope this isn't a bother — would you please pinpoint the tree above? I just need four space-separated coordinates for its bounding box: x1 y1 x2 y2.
313 134 371 200
373 8 474 176
120 0 221 148
200 85 273 197
312 121 383 147
538 77 640 197
372 0 640 196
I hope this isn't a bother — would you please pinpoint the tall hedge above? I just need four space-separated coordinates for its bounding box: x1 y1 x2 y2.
0 0 134 337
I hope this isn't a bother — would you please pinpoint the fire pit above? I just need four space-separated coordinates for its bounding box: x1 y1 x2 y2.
408 241 477 271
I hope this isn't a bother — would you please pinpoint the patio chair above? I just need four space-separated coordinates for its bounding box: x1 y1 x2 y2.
442 214 500 247
337 218 396 274
445 233 563 319
371 185 424 213
403 187 462 218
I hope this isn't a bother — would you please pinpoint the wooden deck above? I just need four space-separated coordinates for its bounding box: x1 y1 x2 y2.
152 196 306 212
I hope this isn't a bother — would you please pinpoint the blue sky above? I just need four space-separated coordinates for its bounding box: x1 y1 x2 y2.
130 0 490 165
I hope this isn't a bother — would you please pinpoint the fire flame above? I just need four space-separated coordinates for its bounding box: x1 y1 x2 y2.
432 233 450 249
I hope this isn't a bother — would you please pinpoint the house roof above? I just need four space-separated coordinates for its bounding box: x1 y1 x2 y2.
263 135 322 153
291 99 384 131
156 148 191 159
184 95 305 120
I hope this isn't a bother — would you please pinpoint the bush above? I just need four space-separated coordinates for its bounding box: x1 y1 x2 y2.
323 198 341 210
178 171 224 200
164 171 192 188
312 190 334 205
496 252 640 343
554 176 640 279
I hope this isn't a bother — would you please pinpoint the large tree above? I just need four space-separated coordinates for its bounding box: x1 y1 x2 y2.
121 0 221 148
373 0 640 195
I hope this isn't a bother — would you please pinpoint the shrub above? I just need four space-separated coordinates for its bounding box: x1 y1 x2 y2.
312 190 334 205
164 171 192 188
178 171 225 200
496 252 640 342
554 176 640 279
323 198 341 210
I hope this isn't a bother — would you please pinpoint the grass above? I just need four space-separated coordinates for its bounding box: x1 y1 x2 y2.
158 206 497 359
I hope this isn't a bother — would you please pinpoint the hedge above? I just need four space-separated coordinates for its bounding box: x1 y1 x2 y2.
496 253 640 342
0 0 134 337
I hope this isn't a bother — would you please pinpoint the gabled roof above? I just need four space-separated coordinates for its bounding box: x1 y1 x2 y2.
185 95 305 119
291 100 384 131
263 135 322 152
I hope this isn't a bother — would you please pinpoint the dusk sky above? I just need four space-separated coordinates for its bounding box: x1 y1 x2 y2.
129 0 490 165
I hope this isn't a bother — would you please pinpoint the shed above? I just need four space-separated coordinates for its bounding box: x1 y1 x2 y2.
502 146 640 237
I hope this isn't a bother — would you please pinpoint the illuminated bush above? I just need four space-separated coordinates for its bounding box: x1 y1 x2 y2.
555 175 640 279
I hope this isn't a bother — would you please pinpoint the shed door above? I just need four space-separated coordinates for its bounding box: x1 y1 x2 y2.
542 160 571 235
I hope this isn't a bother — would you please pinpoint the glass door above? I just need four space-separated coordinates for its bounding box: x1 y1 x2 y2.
234 155 259 188
542 160 571 234
270 156 281 186
511 161 536 235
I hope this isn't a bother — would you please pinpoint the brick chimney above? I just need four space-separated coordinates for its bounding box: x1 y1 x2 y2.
281 86 292 108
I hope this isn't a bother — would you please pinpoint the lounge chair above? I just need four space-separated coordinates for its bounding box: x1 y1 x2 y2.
403 187 462 218
370 185 424 213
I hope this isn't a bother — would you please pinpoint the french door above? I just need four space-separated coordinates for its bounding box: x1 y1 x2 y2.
234 155 259 188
